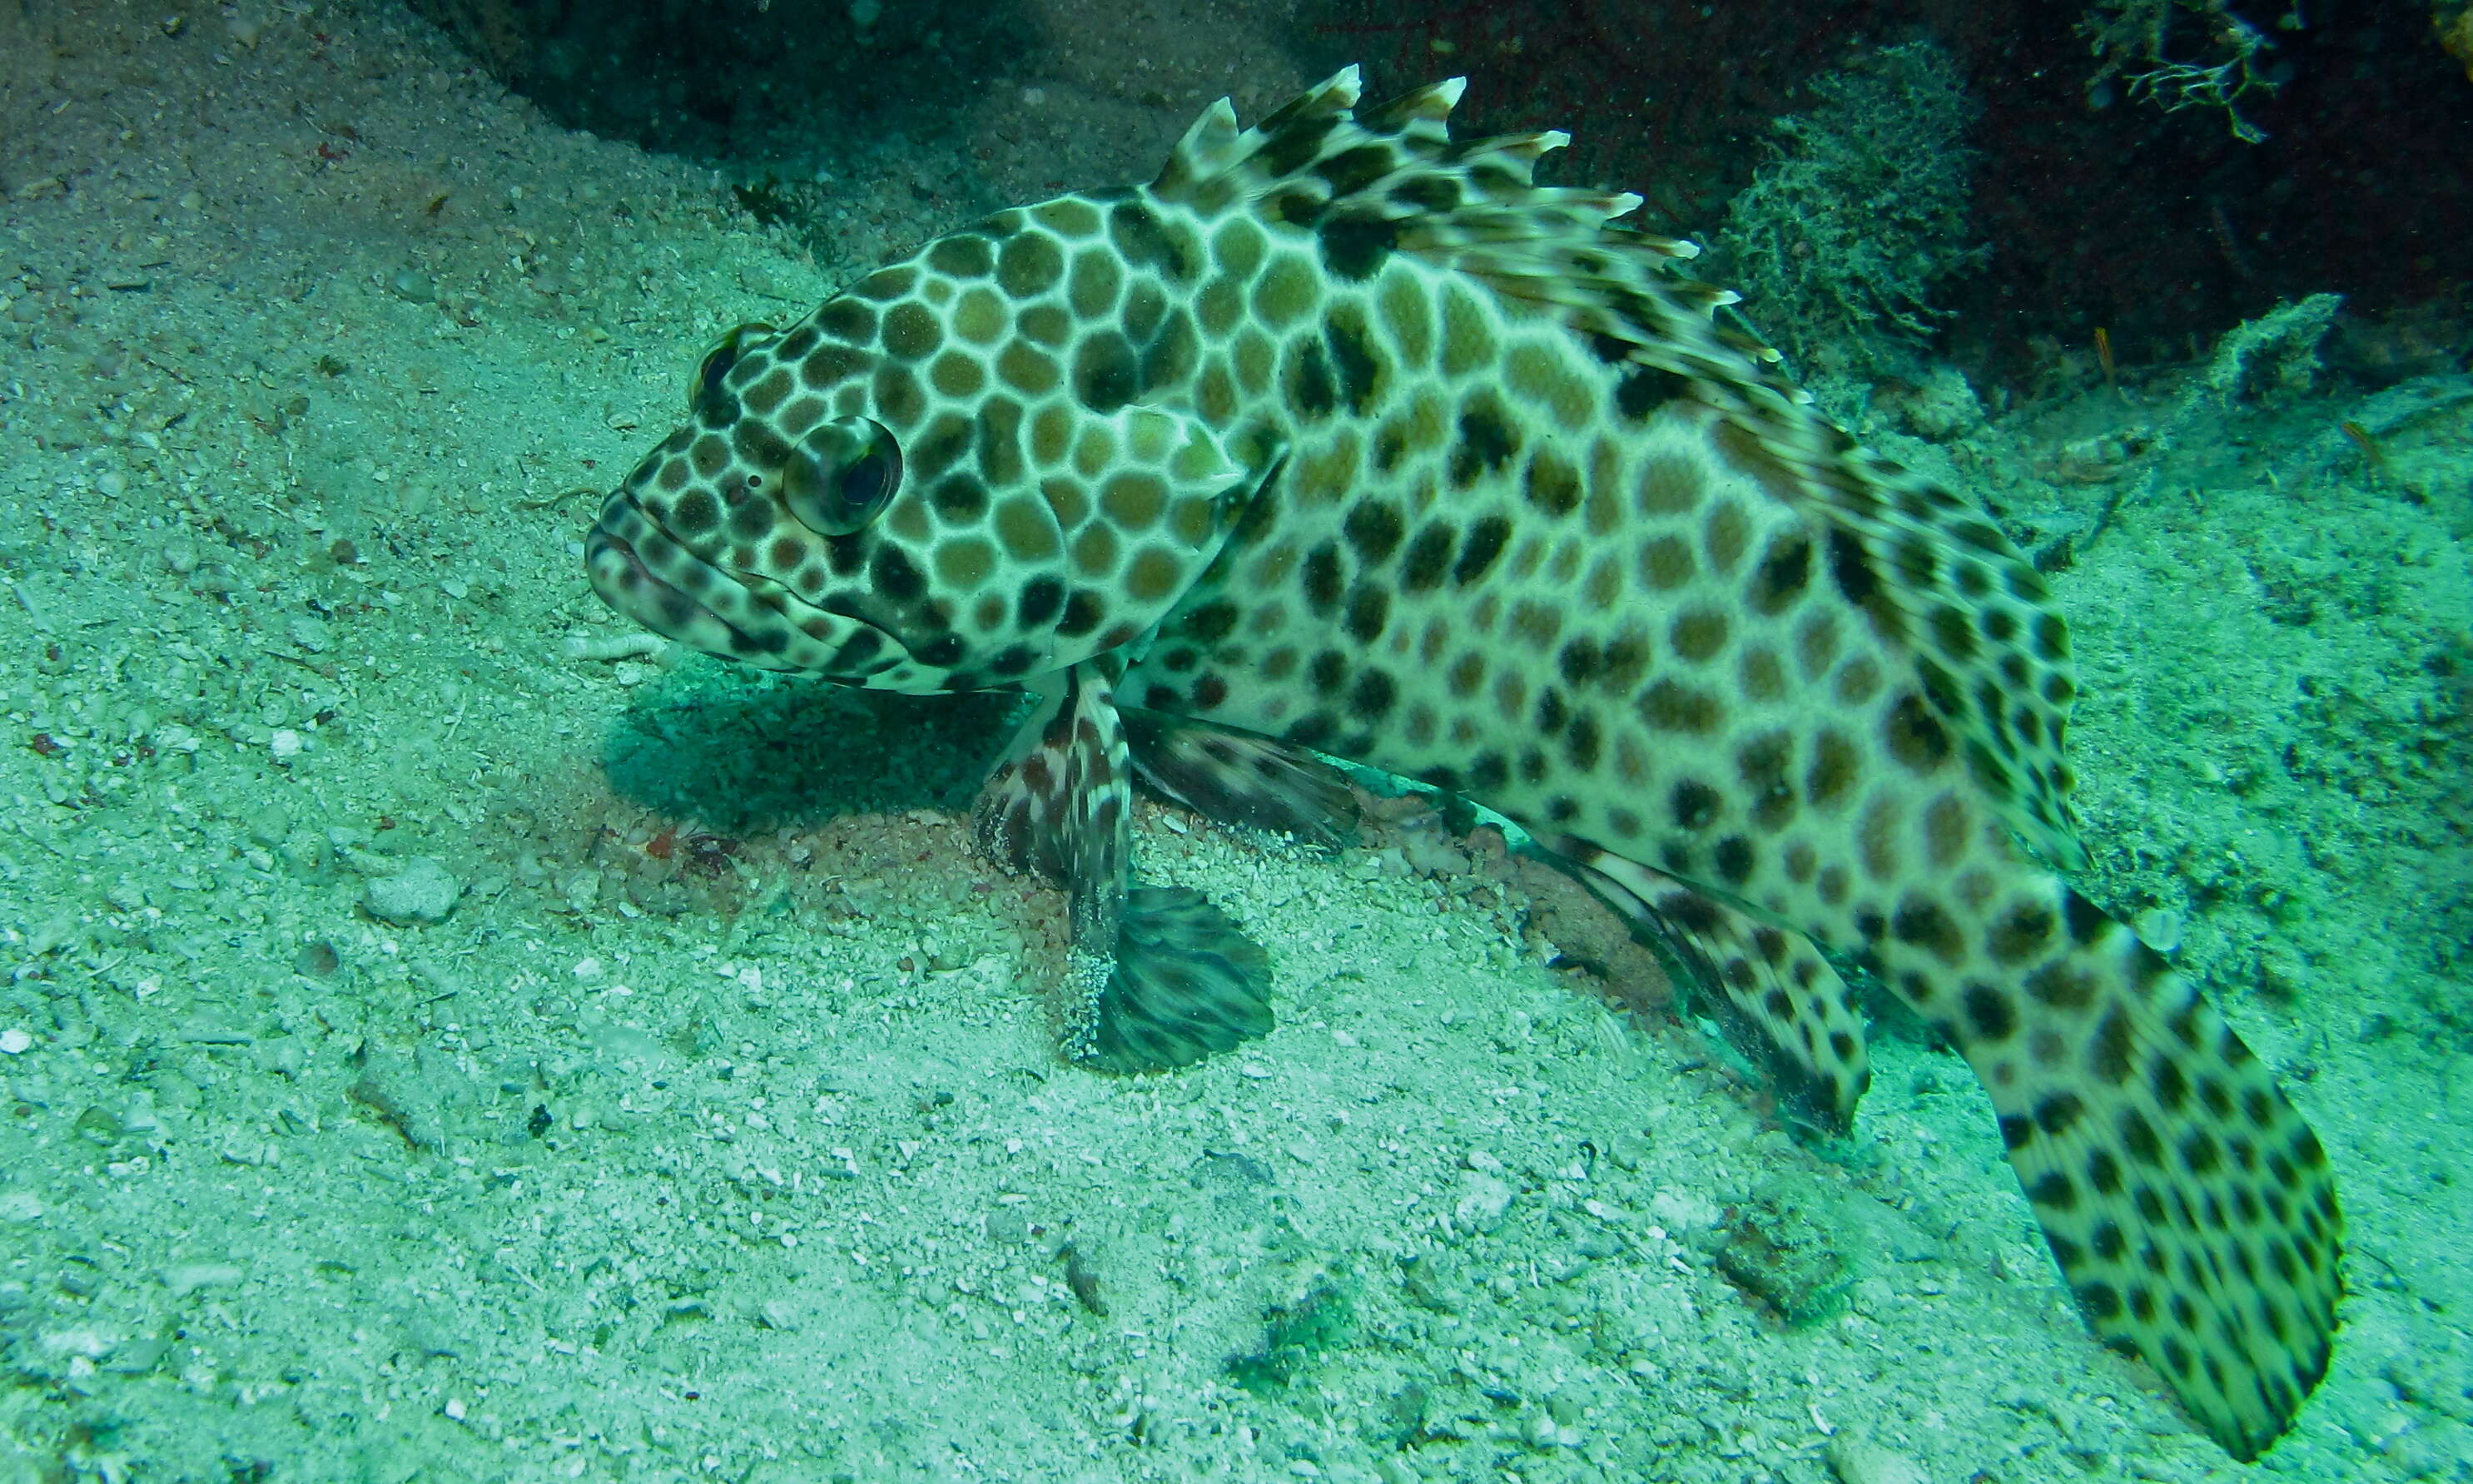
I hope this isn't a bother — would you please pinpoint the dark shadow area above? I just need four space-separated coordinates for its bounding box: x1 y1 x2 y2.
599 663 1020 835
403 0 1041 163
1287 0 2473 380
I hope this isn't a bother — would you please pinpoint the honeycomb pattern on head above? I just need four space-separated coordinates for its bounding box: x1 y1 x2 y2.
587 189 1284 695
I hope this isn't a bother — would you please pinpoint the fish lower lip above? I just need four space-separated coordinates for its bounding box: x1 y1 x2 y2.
586 513 914 675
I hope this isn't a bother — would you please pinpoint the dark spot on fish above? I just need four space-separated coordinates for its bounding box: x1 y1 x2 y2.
1827 527 1880 608
871 361 925 428
1749 534 1811 615
1963 984 2015 1042
1018 575 1065 628
1343 583 1389 643
1891 900 1963 963
1348 668 1397 721
1989 903 2056 965
1073 334 1140 414
1557 638 1598 686
872 544 925 603
2063 889 2109 945
1325 311 1383 412
1402 524 1453 590
672 489 718 535
1108 200 1190 279
1522 450 1581 517
1565 713 1601 771
1670 779 1719 830
817 299 876 343
1289 337 1338 419
1309 649 1349 693
911 413 973 483
1286 711 1338 747
1258 107 1339 173
1138 309 1199 397
1344 500 1404 565
834 626 884 668
1314 142 1393 197
1373 425 1407 474
2088 1153 2123 1198
1302 542 1344 616
1636 680 1718 733
1122 280 1168 350
1393 174 1459 212
931 476 990 524
2024 961 2097 1010
1451 516 1509 585
2151 1053 2188 1111
1613 364 1691 420
2091 1008 2134 1084
1448 401 1518 488
1179 599 1239 643
1885 694 1951 772
1318 211 1400 280
1059 588 1105 637
2034 613 2069 661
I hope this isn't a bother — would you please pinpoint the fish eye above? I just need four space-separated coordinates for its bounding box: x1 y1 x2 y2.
689 321 777 418
782 417 902 535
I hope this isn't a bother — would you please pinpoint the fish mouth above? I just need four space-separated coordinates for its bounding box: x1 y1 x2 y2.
584 492 918 682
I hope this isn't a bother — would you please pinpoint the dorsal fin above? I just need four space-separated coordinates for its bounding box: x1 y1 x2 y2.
1146 67 2084 870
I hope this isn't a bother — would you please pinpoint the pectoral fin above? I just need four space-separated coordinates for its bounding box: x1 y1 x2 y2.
973 660 1275 1072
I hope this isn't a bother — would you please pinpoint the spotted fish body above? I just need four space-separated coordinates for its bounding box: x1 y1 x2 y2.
587 70 2339 1457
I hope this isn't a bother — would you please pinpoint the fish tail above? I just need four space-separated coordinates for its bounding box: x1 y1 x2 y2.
1871 874 2340 1460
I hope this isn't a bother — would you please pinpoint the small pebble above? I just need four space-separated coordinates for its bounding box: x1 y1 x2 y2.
162 1262 244 1298
364 856 461 925
1828 1435 1929 1484
0 1028 32 1055
1452 1172 1512 1234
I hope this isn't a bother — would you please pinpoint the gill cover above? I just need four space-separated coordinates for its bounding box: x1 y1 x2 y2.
985 405 1276 673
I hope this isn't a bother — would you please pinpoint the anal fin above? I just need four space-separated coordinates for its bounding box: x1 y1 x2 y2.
1556 841 1871 1138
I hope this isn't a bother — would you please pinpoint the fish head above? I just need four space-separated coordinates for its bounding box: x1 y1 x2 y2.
588 210 1274 693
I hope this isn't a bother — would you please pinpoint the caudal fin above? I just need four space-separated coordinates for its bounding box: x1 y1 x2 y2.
1879 878 2340 1460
